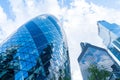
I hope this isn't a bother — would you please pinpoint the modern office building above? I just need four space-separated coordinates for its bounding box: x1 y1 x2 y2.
0 14 71 80
97 20 120 47
98 20 120 66
98 20 120 79
78 42 117 80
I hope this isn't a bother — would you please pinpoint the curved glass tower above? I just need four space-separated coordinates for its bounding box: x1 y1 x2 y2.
0 14 71 80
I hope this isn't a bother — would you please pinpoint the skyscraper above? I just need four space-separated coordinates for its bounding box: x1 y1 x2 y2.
97 20 120 65
97 20 120 47
0 14 71 80
98 20 120 79
78 42 116 80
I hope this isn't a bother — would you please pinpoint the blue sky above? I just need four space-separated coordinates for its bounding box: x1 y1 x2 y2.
0 0 120 80
0 0 15 20
85 0 120 10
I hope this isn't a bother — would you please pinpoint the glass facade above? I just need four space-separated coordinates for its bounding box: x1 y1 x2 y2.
78 43 117 80
98 20 120 64
109 38 120 61
0 14 71 80
98 20 120 79
97 20 120 47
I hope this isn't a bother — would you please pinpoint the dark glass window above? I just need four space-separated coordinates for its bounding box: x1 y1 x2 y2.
25 21 48 53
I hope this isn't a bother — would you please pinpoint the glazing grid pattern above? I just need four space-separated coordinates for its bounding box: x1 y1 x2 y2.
0 15 71 80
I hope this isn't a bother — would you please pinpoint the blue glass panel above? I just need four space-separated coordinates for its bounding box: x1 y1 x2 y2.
113 41 120 49
25 21 48 53
109 47 120 61
98 21 119 30
47 16 62 36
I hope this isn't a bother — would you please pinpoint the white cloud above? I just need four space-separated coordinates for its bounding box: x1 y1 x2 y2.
0 0 61 39
7 0 61 33
0 7 7 24
0 6 16 39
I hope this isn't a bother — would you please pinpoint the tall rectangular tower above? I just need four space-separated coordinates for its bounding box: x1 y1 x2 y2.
98 21 120 65
98 20 120 79
97 20 120 47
